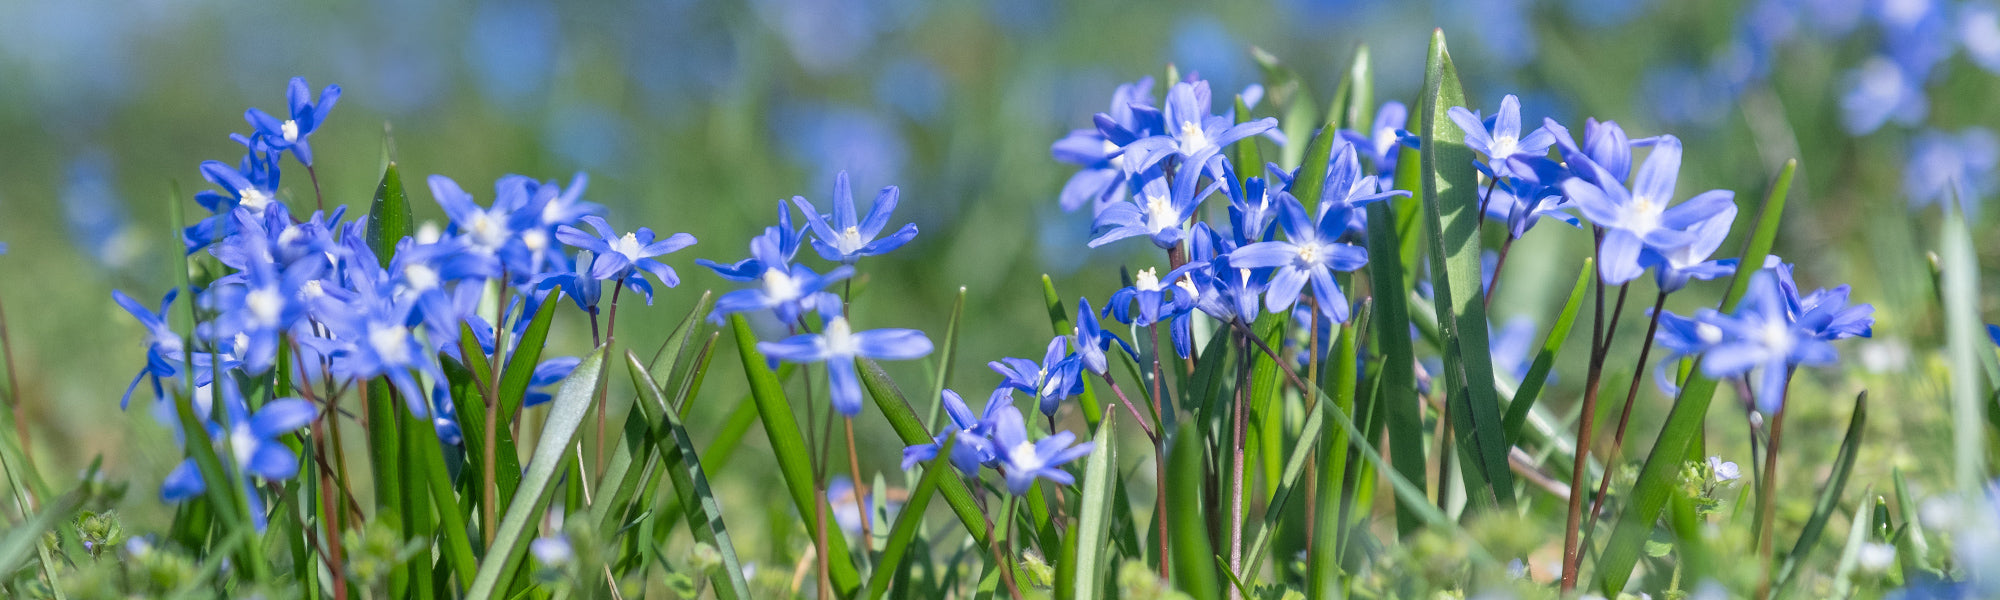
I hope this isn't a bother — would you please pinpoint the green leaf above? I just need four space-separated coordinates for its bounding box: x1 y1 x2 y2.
1892 469 1940 578
1942 196 1989 492
727 316 863 596
1167 424 1221 600
1325 44 1373 132
1504 257 1592 444
857 358 992 548
0 492 75 584
465 346 605 599
406 407 478 592
361 378 406 595
1310 312 1363 596
1251 47 1318 169
1069 409 1119 600
1233 95 1264 192
1364 195 1427 534
627 351 753 600
1415 29 1514 508
1597 159 1794 595
868 435 959 600
1288 126 1340 216
1828 487 1876 600
365 161 412 269
1775 391 1867 594
500 288 565 425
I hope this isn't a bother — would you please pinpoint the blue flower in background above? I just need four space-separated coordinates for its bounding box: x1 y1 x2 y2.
62 154 143 270
554 215 697 305
1563 135 1736 284
244 77 340 167
1124 80 1277 176
757 305 933 416
699 201 807 282
1766 258 1875 341
1840 57 1928 135
1448 95 1555 180
792 171 918 263
1341 101 1418 178
1052 77 1162 213
1905 128 1999 216
990 336 1085 416
1965 2 2000 74
989 403 1093 494
1227 188 1372 322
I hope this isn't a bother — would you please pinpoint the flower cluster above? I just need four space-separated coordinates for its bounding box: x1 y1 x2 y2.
1652 257 1875 412
117 77 695 509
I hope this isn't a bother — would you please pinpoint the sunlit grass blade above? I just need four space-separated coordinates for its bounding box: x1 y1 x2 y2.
499 287 563 425
1415 28 1514 508
1309 312 1362 597
1287 122 1339 215
1773 391 1867 594
1068 409 1119 600
1941 195 1988 493
726 315 863 596
365 161 412 268
647 291 715 410
858 357 991 547
1364 196 1426 534
1167 423 1221 600
466 346 605 599
627 350 752 600
868 435 959 600
1597 158 1794 595
1892 469 1940 578
1504 257 1592 444
1330 44 1373 132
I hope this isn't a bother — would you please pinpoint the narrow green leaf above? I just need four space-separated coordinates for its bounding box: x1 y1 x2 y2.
1250 46 1318 169
365 162 412 269
1070 410 1119 600
1892 469 1940 577
1288 126 1339 215
361 378 406 596
1504 257 1592 444
1416 28 1514 508
1364 196 1426 534
499 289 564 425
1598 159 1795 595
1167 424 1221 600
1233 95 1265 192
1310 314 1361 596
1775 392 1867 593
928 288 968 433
857 358 992 548
407 408 478 592
1337 44 1374 132
1942 198 1988 492
867 435 958 600
466 347 606 599
627 351 753 600
1828 487 1876 599
727 316 863 596
0 491 75 585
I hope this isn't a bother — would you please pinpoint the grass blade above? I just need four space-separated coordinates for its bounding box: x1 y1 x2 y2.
1415 28 1515 508
1942 196 1988 492
1251 47 1318 170
1503 257 1592 444
0 491 78 579
857 358 992 547
928 288 967 430
627 351 753 600
727 315 863 596
1167 424 1221 600
465 346 605 599
867 435 959 600
1597 159 1794 595
365 161 412 268
1363 197 1426 534
406 408 478 592
1309 314 1362 596
1774 391 1867 594
1070 409 1119 600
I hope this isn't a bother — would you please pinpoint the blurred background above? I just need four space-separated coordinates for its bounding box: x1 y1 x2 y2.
0 0 1995 533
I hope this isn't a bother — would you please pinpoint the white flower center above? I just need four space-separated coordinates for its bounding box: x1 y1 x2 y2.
1102 139 1127 170
1489 134 1519 158
1757 320 1793 356
1134 268 1161 292
281 119 300 143
239 187 273 212
369 324 412 365
300 279 325 301
230 424 258 470
416 222 444 245
521 228 549 252
1175 276 1201 297
821 317 860 357
1696 322 1723 344
612 232 644 260
404 264 441 292
276 225 303 249
1627 197 1663 235
246 287 284 325
1296 242 1323 265
1178 120 1211 155
761 268 802 303
1144 193 1178 232
468 214 508 250
1007 441 1045 473
835 225 864 255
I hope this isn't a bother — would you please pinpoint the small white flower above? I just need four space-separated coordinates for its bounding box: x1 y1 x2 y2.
530 536 573 567
1708 456 1741 483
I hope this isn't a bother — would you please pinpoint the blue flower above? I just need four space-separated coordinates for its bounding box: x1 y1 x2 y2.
430 174 528 259
1342 101 1419 177
1123 80 1278 176
1651 309 1722 395
113 289 184 408
244 77 341 166
1069 297 1133 376
1223 173 1281 245
1226 189 1372 322
900 388 1008 475
554 215 697 305
1696 271 1839 413
1563 136 1736 284
1545 117 1641 186
1905 128 1999 216
989 336 1085 416
1088 165 1216 250
1051 77 1163 213
205 257 316 374
1481 158 1581 239
757 307 934 416
1839 57 1927 135
792 171 919 263
163 391 316 530
1648 201 1738 293
533 250 604 312
989 404 1093 495
710 234 853 325
507 173 605 282
1104 267 1194 327
697 201 806 282
1447 95 1555 179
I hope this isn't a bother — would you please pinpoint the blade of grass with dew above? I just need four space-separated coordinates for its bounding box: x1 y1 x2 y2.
1504 258 1592 444
465 346 605 599
727 316 864 596
1168 423 1222 600
1364 197 1426 534
868 435 960 600
1068 409 1119 600
1773 391 1867 594
858 358 992 547
1942 195 1988 493
627 351 752 600
1598 158 1794 595
1416 28 1514 508
1043 275 1103 430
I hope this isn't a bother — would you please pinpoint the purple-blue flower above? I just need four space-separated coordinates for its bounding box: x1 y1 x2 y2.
792 171 918 263
1123 80 1278 176
113 289 184 408
1342 101 1420 177
710 234 852 325
697 202 806 282
554 215 697 305
1088 165 1216 250
1905 128 1999 216
1447 95 1555 179
1226 190 1371 322
1563 136 1736 284
989 336 1085 416
1051 77 1163 214
990 404 1093 495
757 306 934 416
1069 297 1132 376
900 388 1007 475
1648 201 1738 293
244 77 341 167
1696 271 1839 413
1103 267 1193 327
